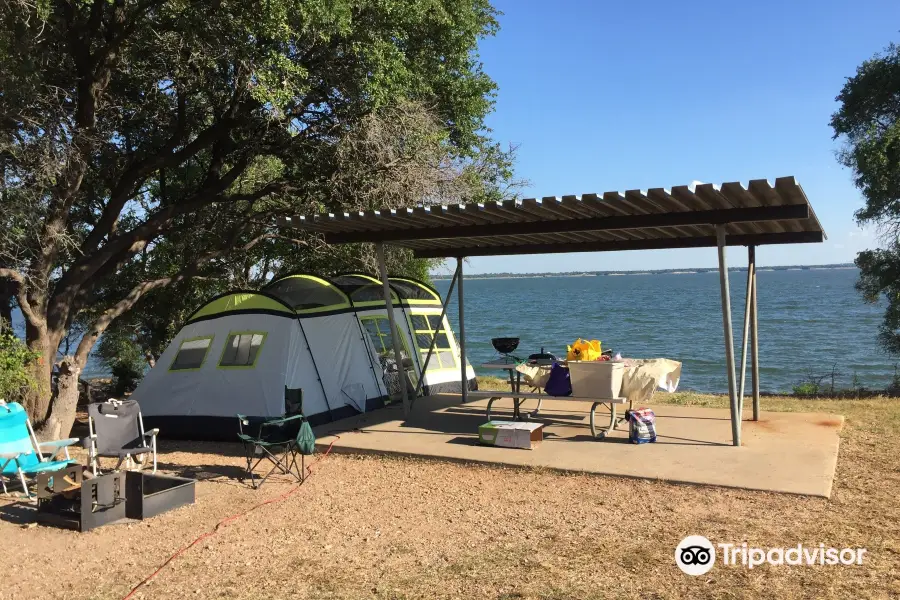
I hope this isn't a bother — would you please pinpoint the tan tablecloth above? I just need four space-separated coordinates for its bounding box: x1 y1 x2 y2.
515 358 682 405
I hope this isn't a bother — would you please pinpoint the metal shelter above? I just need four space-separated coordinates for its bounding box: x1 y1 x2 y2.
282 177 825 446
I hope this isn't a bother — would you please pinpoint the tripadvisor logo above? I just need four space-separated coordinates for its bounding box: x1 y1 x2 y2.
675 536 867 575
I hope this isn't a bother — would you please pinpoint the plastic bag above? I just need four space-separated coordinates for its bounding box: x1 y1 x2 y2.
297 420 316 455
566 338 602 361
544 363 572 396
627 408 657 444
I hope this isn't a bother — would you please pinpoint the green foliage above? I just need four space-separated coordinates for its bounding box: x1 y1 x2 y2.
96 329 148 395
0 0 517 391
831 42 900 355
0 332 41 403
792 382 820 397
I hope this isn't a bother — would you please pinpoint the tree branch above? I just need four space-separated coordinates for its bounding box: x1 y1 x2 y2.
0 268 44 331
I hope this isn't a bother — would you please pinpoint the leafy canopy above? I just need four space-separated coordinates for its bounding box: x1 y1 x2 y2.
0 0 517 430
832 42 900 353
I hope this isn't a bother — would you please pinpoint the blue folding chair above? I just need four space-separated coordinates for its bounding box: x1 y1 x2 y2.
0 401 80 500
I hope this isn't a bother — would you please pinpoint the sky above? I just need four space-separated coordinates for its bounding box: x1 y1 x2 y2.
444 0 900 276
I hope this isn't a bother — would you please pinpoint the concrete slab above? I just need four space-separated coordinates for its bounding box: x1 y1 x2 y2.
313 395 844 497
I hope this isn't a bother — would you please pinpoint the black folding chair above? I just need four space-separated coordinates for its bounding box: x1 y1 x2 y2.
236 414 308 489
86 399 159 475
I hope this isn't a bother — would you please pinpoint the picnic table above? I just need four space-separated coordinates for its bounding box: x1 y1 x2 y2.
479 360 543 420
478 359 629 439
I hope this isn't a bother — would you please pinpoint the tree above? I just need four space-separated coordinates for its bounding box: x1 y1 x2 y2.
0 0 516 438
832 42 900 355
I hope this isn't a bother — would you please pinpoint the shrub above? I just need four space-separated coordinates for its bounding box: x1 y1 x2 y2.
792 382 820 396
97 330 147 395
0 332 41 403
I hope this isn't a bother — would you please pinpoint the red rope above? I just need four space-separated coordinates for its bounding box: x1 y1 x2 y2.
122 437 338 600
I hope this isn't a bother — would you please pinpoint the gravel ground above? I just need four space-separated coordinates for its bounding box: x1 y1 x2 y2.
2 395 898 600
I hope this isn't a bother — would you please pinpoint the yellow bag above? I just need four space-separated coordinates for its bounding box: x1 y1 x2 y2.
566 338 602 361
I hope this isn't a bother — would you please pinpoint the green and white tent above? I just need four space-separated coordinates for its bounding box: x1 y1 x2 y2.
133 274 476 439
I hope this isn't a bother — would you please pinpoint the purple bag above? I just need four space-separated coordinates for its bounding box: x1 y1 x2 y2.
544 363 572 396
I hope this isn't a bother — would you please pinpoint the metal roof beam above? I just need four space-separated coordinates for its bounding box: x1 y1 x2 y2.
324 204 810 244
411 230 824 258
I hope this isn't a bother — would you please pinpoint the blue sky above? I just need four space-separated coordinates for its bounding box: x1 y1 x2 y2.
446 0 900 275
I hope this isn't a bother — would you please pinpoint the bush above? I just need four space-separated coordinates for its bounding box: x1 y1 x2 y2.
792 382 820 396
97 330 147 395
0 332 41 403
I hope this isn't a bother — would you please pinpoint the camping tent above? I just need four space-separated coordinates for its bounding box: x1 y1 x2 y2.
133 274 476 439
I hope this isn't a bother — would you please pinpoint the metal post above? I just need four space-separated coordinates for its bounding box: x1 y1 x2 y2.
457 257 468 403
375 243 410 416
737 246 755 422
414 262 460 398
716 225 741 447
750 245 760 421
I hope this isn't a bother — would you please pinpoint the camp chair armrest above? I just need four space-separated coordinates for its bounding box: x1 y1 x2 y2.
0 451 22 460
278 414 306 424
258 413 305 435
144 428 160 437
39 437 79 449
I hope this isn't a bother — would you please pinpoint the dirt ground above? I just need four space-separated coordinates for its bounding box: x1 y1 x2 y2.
3 393 899 600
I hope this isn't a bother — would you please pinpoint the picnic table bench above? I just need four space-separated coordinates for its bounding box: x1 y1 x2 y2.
464 390 630 439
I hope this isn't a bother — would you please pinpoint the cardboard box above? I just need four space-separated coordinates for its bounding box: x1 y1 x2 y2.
478 421 544 450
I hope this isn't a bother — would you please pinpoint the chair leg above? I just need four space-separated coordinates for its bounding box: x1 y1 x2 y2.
151 435 157 474
242 443 260 489
17 468 31 500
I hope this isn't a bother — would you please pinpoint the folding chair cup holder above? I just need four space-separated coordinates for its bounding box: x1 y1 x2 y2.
35 468 195 532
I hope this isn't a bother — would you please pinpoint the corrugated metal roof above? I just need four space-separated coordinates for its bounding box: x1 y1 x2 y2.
281 176 825 257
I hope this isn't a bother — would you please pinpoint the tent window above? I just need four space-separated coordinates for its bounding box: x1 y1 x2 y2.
170 336 214 371
361 317 409 360
264 277 348 312
409 313 456 370
219 332 266 368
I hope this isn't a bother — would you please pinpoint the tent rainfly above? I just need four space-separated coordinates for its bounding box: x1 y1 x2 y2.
280 177 827 446
133 274 476 439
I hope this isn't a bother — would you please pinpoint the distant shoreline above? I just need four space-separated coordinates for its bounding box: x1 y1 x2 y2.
432 263 856 280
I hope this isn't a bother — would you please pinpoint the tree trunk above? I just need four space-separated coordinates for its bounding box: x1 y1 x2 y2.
0 282 12 330
35 356 81 441
24 328 58 422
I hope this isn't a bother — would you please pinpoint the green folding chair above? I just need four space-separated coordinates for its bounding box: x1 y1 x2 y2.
236 414 315 489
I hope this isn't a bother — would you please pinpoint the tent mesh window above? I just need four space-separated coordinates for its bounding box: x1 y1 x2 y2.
361 317 409 360
409 314 455 370
264 277 347 311
388 279 439 302
219 332 266 367
170 336 214 371
333 275 397 304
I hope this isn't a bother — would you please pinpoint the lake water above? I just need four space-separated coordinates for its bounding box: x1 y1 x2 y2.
47 267 895 393
434 268 894 394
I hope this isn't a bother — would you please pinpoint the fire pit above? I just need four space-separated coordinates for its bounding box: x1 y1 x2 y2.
34 467 194 532
125 471 195 520
35 468 127 532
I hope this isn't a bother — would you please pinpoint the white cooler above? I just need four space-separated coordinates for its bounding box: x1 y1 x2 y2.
568 360 624 398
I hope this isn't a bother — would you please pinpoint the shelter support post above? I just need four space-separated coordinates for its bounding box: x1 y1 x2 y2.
716 225 741 446
457 257 468 403
750 245 760 421
738 245 756 421
375 243 410 417
413 262 460 400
